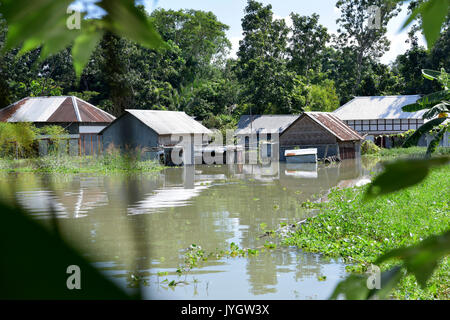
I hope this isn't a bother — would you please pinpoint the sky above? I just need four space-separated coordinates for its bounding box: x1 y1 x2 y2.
141 0 426 65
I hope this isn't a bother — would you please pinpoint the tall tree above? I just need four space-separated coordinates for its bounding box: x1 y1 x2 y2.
151 9 231 83
335 0 401 94
288 13 330 78
237 0 303 114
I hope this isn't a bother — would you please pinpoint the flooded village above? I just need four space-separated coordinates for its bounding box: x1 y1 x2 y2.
0 92 447 299
0 0 448 303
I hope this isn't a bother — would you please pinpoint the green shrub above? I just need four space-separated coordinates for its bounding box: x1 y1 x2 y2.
0 122 37 158
361 140 381 155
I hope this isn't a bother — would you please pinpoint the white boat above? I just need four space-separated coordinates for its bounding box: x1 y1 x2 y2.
284 148 317 163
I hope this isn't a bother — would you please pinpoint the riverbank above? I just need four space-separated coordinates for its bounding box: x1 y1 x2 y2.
364 146 450 159
283 148 450 299
0 155 164 174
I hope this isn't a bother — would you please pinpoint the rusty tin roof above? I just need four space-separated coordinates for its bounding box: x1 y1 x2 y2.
0 96 115 123
285 112 364 142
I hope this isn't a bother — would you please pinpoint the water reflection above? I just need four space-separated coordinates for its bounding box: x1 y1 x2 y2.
0 159 380 299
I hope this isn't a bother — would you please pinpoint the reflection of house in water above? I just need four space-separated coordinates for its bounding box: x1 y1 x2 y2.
234 161 280 182
127 183 211 215
15 177 110 219
284 163 318 179
15 190 68 219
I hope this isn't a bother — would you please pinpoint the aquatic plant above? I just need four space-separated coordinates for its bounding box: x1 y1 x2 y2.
283 164 450 299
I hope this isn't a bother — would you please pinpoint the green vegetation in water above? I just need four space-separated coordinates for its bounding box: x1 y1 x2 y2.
283 164 450 299
152 242 278 288
0 155 164 174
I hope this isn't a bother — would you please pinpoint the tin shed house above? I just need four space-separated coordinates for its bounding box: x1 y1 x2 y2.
235 115 299 149
280 112 364 161
0 96 115 155
333 95 427 147
100 110 212 162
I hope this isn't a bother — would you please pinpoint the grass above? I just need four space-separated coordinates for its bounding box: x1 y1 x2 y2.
0 154 164 174
283 148 450 299
364 146 450 159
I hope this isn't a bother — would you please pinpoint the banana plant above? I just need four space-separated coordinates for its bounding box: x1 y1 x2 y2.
402 69 449 155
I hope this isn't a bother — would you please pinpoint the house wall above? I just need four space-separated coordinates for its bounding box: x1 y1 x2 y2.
101 113 160 159
338 141 361 160
344 119 424 137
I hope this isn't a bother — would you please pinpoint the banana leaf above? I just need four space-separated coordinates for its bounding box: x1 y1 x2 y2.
422 101 450 119
402 90 450 112
426 125 448 156
402 117 447 148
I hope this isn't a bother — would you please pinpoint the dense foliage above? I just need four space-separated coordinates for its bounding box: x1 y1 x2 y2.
0 1 449 129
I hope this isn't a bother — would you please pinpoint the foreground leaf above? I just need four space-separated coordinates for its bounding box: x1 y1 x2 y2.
401 0 450 48
364 157 450 199
72 25 104 79
98 0 164 49
376 230 450 287
330 266 403 300
0 202 133 299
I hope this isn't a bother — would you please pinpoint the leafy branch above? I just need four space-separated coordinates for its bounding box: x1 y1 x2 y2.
0 0 165 79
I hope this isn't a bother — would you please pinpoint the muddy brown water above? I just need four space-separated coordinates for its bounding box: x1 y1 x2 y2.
0 158 381 299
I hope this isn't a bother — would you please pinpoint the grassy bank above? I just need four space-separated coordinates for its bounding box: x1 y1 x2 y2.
283 149 450 299
364 146 450 159
0 155 164 174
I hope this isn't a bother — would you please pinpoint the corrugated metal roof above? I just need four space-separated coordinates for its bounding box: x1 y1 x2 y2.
333 95 426 120
125 109 212 135
0 96 115 123
300 112 363 141
235 115 299 135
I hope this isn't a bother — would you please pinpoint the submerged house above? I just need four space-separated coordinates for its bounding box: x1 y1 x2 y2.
100 109 212 163
235 115 299 149
279 112 363 161
0 96 115 155
333 95 426 147
235 112 363 161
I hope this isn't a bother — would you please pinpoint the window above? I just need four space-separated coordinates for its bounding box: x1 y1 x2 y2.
385 119 393 131
401 119 409 131
370 120 377 131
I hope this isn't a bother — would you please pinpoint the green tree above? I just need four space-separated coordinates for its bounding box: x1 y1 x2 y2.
288 13 330 78
237 0 304 114
335 0 401 94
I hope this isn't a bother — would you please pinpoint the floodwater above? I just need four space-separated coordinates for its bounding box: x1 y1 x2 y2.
0 157 380 299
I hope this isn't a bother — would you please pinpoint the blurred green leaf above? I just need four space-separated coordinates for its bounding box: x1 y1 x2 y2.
0 0 73 52
364 157 450 199
98 0 164 50
0 202 134 299
72 25 104 79
330 266 404 300
401 0 450 48
402 117 447 148
376 230 450 287
330 274 368 300
0 0 165 80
